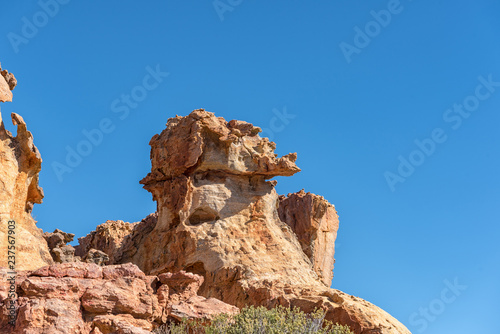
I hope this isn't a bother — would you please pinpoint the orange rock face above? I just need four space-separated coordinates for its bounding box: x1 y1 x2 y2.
0 69 52 270
0 64 16 102
0 75 411 334
0 263 237 333
80 109 410 334
278 190 339 287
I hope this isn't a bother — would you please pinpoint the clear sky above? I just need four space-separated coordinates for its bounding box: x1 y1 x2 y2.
1 1 499 333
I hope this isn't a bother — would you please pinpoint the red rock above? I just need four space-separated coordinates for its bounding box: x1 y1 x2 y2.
92 314 152 334
157 271 203 300
170 296 239 321
31 262 103 279
102 263 146 280
0 101 411 333
15 298 89 333
20 276 87 301
278 190 339 286
81 277 158 319
0 111 52 270
0 63 15 102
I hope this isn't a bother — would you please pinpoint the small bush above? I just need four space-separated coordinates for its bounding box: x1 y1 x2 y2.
153 305 353 334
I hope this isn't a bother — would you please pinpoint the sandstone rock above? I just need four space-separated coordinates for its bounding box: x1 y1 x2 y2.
90 109 410 334
170 295 239 322
0 262 236 333
157 271 203 302
52 244 77 263
44 229 75 249
92 314 152 334
278 190 339 286
76 214 157 265
81 277 158 319
31 262 103 279
43 229 79 263
0 111 52 270
0 63 15 102
0 105 409 333
102 263 146 280
83 249 110 266
15 297 89 334
157 271 239 321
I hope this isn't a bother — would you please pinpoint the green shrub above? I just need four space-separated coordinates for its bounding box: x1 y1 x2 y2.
153 305 353 334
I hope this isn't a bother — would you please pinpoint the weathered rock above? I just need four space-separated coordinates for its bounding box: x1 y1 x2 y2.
0 111 52 270
44 229 75 249
170 295 239 322
157 271 238 321
0 63 16 102
31 261 103 279
0 262 236 333
92 314 152 334
75 214 157 265
278 190 339 286
43 229 79 263
0 100 409 333
86 109 410 334
15 297 89 334
102 263 146 280
157 271 203 302
81 277 158 319
50 244 77 263
83 249 109 266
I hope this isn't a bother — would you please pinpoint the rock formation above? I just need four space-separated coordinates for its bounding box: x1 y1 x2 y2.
0 66 52 271
43 229 79 263
79 109 410 334
0 262 238 333
278 190 339 286
0 62 410 333
0 64 16 103
75 214 158 266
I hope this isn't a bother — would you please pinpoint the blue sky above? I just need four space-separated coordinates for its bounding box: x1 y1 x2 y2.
1 1 499 333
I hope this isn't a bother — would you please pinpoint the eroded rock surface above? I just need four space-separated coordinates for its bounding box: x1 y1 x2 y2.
278 190 339 286
0 110 52 270
0 263 237 333
44 229 78 263
0 63 16 102
0 64 52 270
82 109 410 334
0 85 410 334
75 213 158 265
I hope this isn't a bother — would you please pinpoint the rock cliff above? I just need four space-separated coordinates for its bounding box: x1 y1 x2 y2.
0 262 237 333
79 109 410 334
0 66 52 271
0 62 410 333
0 64 16 103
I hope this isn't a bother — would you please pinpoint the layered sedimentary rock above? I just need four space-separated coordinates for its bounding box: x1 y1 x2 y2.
44 229 78 263
75 213 158 265
0 65 52 271
0 262 238 333
0 64 16 103
278 190 339 286
0 73 410 334
82 109 410 334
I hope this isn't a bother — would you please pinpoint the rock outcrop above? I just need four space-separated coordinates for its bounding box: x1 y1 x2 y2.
81 109 410 334
0 262 238 333
43 229 79 263
0 66 410 334
75 213 158 265
0 64 16 103
278 190 339 286
0 64 52 271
